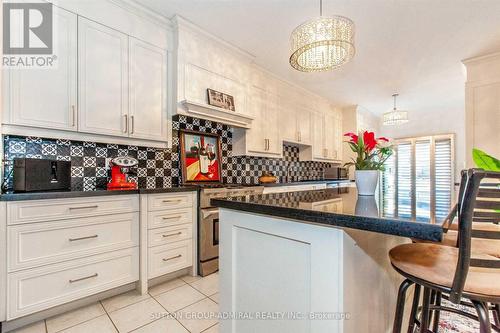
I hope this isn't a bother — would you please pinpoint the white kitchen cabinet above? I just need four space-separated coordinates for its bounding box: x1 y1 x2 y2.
78 17 129 137
2 7 77 131
4 195 140 320
129 38 168 141
301 109 342 163
312 111 326 159
139 192 198 293
280 102 312 146
233 85 281 157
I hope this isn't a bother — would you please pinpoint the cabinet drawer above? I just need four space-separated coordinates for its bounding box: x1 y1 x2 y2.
7 195 139 225
7 247 139 319
148 208 193 229
147 193 193 211
148 224 192 248
148 240 192 279
8 213 139 272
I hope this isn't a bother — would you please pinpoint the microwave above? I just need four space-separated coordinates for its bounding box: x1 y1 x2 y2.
324 167 349 180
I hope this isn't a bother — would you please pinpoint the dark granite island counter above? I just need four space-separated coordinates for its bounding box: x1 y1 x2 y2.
212 186 453 333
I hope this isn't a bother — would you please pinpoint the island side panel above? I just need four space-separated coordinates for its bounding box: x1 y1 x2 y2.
219 209 344 333
342 229 409 333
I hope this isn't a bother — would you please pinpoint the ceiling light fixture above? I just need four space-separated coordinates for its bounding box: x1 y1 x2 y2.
383 93 409 126
289 0 355 72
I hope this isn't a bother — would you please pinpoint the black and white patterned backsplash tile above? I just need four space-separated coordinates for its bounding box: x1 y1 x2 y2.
2 115 337 191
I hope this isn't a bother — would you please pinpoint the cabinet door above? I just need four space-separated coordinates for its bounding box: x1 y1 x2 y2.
280 98 298 143
312 112 325 159
297 107 312 145
3 7 77 131
129 38 167 142
334 112 343 161
78 17 128 137
246 86 267 153
265 92 281 155
324 113 336 160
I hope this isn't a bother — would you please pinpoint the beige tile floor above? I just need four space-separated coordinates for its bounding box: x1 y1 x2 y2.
10 274 219 333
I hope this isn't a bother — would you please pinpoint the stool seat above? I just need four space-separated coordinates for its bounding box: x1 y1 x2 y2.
441 230 500 259
389 243 500 299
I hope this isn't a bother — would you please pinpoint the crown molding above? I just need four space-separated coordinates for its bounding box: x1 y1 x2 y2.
462 50 500 65
107 0 173 30
172 15 256 62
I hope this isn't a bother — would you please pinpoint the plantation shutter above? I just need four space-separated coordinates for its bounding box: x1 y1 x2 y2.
382 135 454 221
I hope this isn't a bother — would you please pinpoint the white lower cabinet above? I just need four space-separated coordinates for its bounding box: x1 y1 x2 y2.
140 191 197 292
4 195 140 320
8 248 138 319
148 240 193 278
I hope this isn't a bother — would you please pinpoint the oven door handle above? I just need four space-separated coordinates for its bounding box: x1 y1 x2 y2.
202 210 219 219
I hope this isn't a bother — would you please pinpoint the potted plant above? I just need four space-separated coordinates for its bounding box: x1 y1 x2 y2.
344 131 394 195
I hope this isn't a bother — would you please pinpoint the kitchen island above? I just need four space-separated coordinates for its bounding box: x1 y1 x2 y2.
211 186 452 333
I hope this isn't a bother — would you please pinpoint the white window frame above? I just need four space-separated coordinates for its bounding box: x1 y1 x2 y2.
386 133 455 220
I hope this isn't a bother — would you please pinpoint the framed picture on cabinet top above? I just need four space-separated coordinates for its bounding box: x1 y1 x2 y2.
179 130 222 183
207 88 235 111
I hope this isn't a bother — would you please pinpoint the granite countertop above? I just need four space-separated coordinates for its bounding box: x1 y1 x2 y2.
0 186 198 201
257 179 353 187
212 187 451 241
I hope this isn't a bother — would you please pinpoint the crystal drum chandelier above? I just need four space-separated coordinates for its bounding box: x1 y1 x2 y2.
383 93 409 126
289 0 355 72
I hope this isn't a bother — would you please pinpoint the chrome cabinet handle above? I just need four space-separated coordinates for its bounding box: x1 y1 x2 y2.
69 273 98 283
69 205 98 210
123 114 128 133
298 131 301 142
162 232 182 238
69 234 98 242
71 105 76 127
130 115 135 134
162 254 182 262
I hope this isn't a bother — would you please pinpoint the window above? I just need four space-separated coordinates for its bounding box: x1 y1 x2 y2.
381 134 455 221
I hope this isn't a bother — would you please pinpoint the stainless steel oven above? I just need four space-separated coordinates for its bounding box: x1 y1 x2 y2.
198 185 264 276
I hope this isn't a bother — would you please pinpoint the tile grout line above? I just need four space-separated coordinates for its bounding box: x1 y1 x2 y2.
100 300 121 333
200 322 218 333
148 293 192 333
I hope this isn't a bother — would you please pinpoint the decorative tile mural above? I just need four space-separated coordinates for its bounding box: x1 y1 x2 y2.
2 115 337 191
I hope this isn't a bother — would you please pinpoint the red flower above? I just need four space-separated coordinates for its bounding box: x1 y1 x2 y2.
344 132 358 143
363 131 377 152
378 137 389 142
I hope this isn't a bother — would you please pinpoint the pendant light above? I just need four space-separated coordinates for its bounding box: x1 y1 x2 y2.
383 93 409 126
289 0 355 72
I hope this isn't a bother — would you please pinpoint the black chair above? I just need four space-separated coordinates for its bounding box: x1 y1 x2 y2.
390 169 500 333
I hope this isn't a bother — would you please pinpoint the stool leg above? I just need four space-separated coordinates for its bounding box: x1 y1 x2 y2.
472 300 492 333
407 284 421 333
492 303 500 328
393 279 414 333
419 288 432 333
432 292 442 332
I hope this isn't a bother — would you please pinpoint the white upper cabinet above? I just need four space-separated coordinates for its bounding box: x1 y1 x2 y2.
2 7 77 131
301 108 342 163
311 111 326 159
78 17 129 137
129 38 168 141
233 85 281 157
296 107 312 145
280 99 312 146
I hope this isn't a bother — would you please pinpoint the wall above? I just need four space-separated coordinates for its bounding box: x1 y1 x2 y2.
2 116 334 191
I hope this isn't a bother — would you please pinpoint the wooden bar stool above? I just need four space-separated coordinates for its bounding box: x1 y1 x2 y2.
390 169 500 333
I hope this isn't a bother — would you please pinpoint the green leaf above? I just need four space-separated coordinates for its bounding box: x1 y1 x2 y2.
472 149 500 171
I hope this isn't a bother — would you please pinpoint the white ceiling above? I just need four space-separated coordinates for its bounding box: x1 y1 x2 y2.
137 0 500 117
